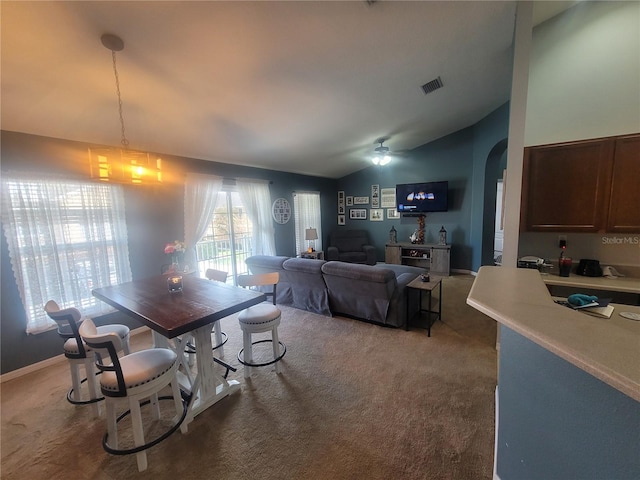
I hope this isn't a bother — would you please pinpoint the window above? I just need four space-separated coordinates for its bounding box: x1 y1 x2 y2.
1 173 132 333
293 191 322 254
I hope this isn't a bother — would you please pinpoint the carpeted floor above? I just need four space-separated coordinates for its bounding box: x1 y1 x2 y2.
1 274 497 479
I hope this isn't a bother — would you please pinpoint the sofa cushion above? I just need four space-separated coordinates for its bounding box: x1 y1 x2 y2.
321 261 395 283
282 257 324 274
282 258 331 316
245 255 288 271
321 261 397 325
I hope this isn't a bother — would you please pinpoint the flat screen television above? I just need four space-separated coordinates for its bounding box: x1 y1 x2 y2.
396 181 448 213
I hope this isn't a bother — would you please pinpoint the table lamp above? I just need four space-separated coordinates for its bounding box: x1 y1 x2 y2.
305 228 318 253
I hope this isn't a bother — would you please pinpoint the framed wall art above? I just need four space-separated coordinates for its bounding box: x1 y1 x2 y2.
353 196 369 205
371 184 380 208
271 198 291 224
338 215 346 225
370 209 384 221
381 188 396 208
349 209 367 220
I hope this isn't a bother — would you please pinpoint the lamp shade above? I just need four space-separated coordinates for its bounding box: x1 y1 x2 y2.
305 228 318 241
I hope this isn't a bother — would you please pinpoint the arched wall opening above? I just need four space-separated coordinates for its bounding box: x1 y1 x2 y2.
482 138 508 267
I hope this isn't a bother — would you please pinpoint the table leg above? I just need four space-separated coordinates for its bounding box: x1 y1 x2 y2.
186 324 240 423
152 331 194 391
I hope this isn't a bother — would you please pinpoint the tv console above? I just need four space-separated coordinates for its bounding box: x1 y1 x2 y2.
385 243 451 276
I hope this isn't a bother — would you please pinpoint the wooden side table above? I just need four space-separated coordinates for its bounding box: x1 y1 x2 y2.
406 275 442 336
300 250 324 260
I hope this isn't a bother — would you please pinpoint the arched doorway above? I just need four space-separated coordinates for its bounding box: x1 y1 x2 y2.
482 139 508 266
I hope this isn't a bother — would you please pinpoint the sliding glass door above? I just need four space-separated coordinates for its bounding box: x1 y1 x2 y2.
195 189 252 283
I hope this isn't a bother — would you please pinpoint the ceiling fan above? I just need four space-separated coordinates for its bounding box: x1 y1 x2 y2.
371 138 392 166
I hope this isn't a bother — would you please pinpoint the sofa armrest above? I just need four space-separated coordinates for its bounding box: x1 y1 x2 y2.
363 245 377 265
326 246 340 261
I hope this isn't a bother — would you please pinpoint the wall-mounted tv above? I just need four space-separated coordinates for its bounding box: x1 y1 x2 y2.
396 181 448 213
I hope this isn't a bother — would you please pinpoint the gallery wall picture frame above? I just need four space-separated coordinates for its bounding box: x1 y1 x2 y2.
338 205 345 214
353 196 369 205
338 215 346 225
381 188 396 208
371 184 380 208
338 191 345 202
349 208 367 220
370 208 384 221
346 196 353 206
387 208 400 219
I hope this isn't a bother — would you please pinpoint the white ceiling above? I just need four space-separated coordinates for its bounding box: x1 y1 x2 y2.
1 1 573 179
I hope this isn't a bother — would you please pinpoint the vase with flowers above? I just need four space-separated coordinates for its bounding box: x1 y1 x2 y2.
164 240 186 273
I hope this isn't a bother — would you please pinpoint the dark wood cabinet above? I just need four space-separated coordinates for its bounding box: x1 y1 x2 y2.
521 133 639 233
607 135 640 233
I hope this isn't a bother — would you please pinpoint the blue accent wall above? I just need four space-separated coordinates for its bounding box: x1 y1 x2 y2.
497 326 640 479
337 103 510 271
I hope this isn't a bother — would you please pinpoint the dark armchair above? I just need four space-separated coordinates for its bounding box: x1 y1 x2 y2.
326 229 377 265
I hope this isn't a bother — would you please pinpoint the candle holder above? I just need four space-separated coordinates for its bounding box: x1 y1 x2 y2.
167 275 183 293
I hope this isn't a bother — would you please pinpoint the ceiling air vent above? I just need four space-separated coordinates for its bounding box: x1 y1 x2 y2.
421 76 443 95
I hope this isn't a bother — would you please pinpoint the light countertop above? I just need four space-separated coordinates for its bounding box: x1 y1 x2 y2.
541 272 640 294
467 266 640 402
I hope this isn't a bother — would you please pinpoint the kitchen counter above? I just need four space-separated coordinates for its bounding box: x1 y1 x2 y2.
542 271 640 294
467 266 640 402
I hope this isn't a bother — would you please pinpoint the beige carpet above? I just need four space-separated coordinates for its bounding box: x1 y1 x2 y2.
1 274 497 479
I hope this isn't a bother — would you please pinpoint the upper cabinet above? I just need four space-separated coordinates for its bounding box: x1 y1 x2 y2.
521 133 640 233
607 135 640 233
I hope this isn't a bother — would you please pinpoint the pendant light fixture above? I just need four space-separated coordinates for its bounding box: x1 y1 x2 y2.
88 34 162 184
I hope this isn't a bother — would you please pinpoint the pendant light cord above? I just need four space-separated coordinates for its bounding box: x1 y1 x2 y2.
111 50 130 149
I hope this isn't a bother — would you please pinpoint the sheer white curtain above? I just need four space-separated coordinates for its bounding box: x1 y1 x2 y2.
236 178 275 256
183 173 223 268
0 172 132 333
293 191 322 254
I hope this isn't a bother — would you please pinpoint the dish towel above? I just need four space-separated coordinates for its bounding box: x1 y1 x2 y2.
567 294 598 307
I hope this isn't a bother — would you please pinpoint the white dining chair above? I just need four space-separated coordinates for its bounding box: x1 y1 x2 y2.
236 272 286 378
79 317 188 472
44 300 130 416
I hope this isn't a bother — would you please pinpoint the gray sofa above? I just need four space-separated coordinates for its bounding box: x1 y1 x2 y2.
245 255 424 328
326 229 377 265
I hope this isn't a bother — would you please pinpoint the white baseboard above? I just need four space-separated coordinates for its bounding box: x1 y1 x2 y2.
1 326 149 383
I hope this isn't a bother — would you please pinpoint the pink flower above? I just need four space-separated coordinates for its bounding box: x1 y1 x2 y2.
164 240 185 254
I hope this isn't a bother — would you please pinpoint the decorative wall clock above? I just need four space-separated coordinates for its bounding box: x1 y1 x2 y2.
271 198 291 224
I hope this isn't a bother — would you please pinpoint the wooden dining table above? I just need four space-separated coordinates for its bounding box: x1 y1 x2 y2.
92 274 266 423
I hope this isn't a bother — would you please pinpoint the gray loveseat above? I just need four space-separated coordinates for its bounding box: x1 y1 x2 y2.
245 255 424 328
